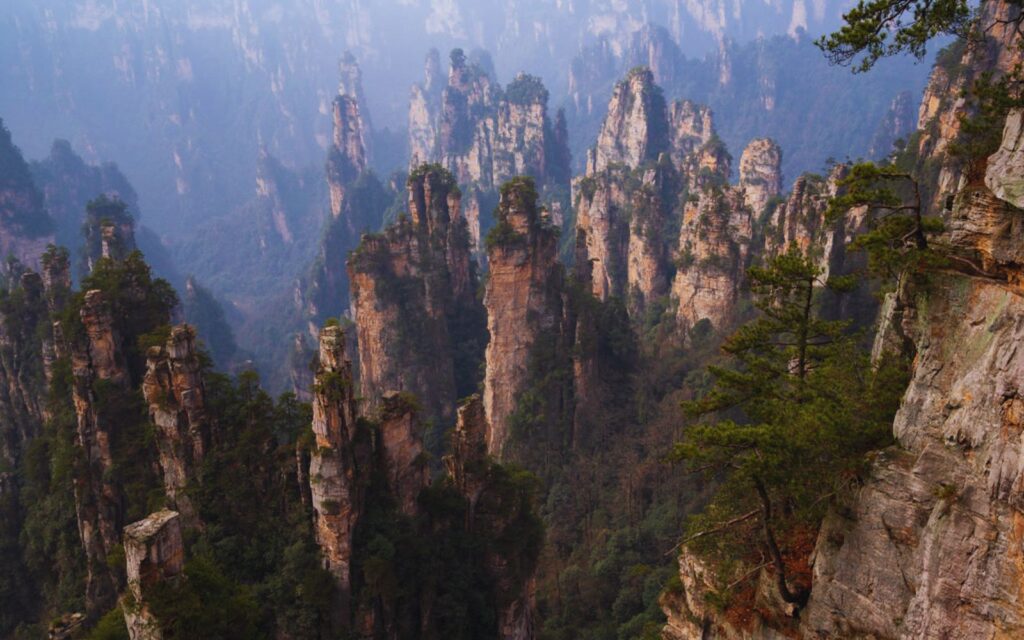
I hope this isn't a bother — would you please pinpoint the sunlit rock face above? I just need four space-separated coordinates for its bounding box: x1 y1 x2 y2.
671 186 753 336
804 262 1024 639
912 0 1024 211
587 68 670 174
142 325 208 529
347 165 480 425
483 180 564 459
308 324 364 624
739 137 783 217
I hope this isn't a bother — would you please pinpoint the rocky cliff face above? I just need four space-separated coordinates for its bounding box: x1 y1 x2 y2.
661 22 1024 636
306 325 537 638
574 157 678 315
869 90 918 160
308 324 365 624
327 95 369 221
587 68 670 174
739 138 783 217
672 186 754 336
913 0 1024 209
808 288 1024 638
0 254 69 573
142 326 207 529
407 50 570 250
483 179 566 459
575 71 722 323
347 165 481 423
0 118 55 270
304 58 390 330
0 271 51 470
377 393 427 518
801 172 1024 638
574 167 632 302
409 49 444 169
121 510 184 640
668 100 717 167
70 288 130 612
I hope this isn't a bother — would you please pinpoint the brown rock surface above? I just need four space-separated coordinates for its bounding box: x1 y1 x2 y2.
348 165 476 424
739 138 782 216
71 289 129 612
122 510 184 640
142 325 207 528
483 180 564 458
308 324 365 623
378 392 427 517
672 187 753 335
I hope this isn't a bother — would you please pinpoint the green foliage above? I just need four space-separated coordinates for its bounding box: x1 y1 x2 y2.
827 161 945 281
950 65 1024 166
186 370 328 638
147 555 261 639
17 359 88 623
499 176 541 218
88 607 129 640
673 247 905 605
345 446 543 638
484 219 526 250
82 195 135 270
507 327 575 471
816 0 975 72
76 250 179 376
408 163 460 198
505 74 550 105
312 369 351 405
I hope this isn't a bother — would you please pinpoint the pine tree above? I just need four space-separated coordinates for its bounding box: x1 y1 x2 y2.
673 246 901 608
827 162 946 281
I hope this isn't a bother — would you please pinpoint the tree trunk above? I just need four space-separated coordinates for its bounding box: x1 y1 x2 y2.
753 477 806 607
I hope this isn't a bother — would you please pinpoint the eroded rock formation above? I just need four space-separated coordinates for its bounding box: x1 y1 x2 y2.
377 392 427 517
305 54 388 328
71 288 130 612
801 188 1024 637
483 179 565 458
587 67 670 174
348 165 481 423
121 510 184 640
308 324 365 623
142 326 207 528
672 187 754 336
443 394 539 640
406 50 570 250
739 138 783 217
83 196 136 273
327 93 369 221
